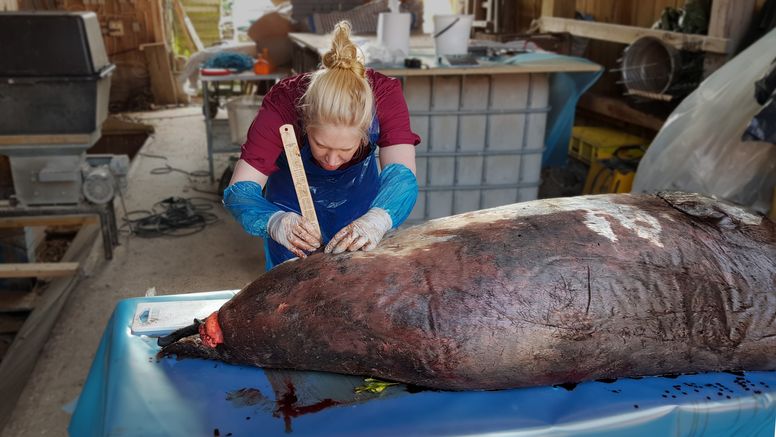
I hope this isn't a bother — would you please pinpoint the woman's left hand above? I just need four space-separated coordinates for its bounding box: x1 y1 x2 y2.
325 208 393 254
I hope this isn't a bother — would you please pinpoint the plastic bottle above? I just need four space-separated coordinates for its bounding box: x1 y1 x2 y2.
253 48 272 75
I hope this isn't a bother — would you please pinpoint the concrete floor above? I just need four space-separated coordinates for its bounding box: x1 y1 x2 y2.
1 106 264 436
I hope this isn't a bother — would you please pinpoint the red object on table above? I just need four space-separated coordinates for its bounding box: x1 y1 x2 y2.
200 68 231 76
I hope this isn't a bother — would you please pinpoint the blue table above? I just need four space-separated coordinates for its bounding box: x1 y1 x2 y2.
70 291 776 437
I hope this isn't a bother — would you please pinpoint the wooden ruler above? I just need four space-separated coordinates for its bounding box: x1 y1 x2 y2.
279 124 321 237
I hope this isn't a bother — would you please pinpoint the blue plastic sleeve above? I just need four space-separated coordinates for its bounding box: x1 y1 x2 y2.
222 181 281 238
370 163 418 228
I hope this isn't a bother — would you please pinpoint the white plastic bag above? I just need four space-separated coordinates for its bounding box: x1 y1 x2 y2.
632 28 776 214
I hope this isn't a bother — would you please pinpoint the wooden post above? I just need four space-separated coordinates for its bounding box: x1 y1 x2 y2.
172 0 205 52
703 0 757 77
147 0 167 44
140 42 179 105
0 224 99 431
541 0 575 18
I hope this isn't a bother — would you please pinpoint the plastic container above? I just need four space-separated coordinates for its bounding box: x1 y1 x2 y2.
432 14 473 56
226 95 263 145
404 73 551 223
253 48 272 75
568 126 650 165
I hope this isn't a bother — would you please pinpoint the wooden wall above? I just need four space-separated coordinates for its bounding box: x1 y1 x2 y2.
182 0 220 47
488 0 767 131
16 0 175 110
1 0 18 10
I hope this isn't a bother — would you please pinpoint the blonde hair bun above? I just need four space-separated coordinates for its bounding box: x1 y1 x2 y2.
321 21 366 78
301 20 374 144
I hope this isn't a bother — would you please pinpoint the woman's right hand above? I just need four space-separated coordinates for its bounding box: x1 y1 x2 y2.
267 212 322 258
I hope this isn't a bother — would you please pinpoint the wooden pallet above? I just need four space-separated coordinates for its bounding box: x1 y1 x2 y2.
0 215 90 354
0 220 99 429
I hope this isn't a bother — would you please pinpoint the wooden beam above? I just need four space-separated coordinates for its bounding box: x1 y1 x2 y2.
173 0 205 52
537 16 730 54
0 263 80 278
147 0 167 44
0 290 37 312
541 0 575 18
704 0 757 76
578 93 665 132
709 0 756 50
140 42 179 105
0 215 98 229
0 224 98 430
172 0 198 52
0 134 92 146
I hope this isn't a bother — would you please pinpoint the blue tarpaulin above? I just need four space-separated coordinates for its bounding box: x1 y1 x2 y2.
70 292 776 437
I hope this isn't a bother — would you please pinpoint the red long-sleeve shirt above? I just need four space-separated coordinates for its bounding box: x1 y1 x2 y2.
240 69 421 175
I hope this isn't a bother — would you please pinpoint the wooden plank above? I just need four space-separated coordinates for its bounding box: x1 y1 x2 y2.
0 134 93 146
0 224 99 430
541 0 575 18
173 0 205 52
147 0 166 44
102 116 155 135
709 0 756 46
172 0 197 52
578 93 665 131
0 215 98 229
704 0 757 76
537 16 730 53
0 290 38 312
0 263 80 278
140 42 179 105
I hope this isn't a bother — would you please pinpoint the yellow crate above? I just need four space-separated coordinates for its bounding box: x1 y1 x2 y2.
583 160 637 194
569 126 650 164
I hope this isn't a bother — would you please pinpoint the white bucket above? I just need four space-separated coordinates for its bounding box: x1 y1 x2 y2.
432 14 473 56
378 12 412 58
226 95 263 145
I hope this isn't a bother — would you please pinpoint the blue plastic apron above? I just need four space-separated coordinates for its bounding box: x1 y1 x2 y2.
264 118 381 270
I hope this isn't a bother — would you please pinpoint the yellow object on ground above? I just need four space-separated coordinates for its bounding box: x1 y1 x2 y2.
583 145 645 195
569 126 651 165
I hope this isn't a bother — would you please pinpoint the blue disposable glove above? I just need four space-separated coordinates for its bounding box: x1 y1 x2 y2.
371 163 418 228
325 163 417 254
223 181 321 257
222 181 280 238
